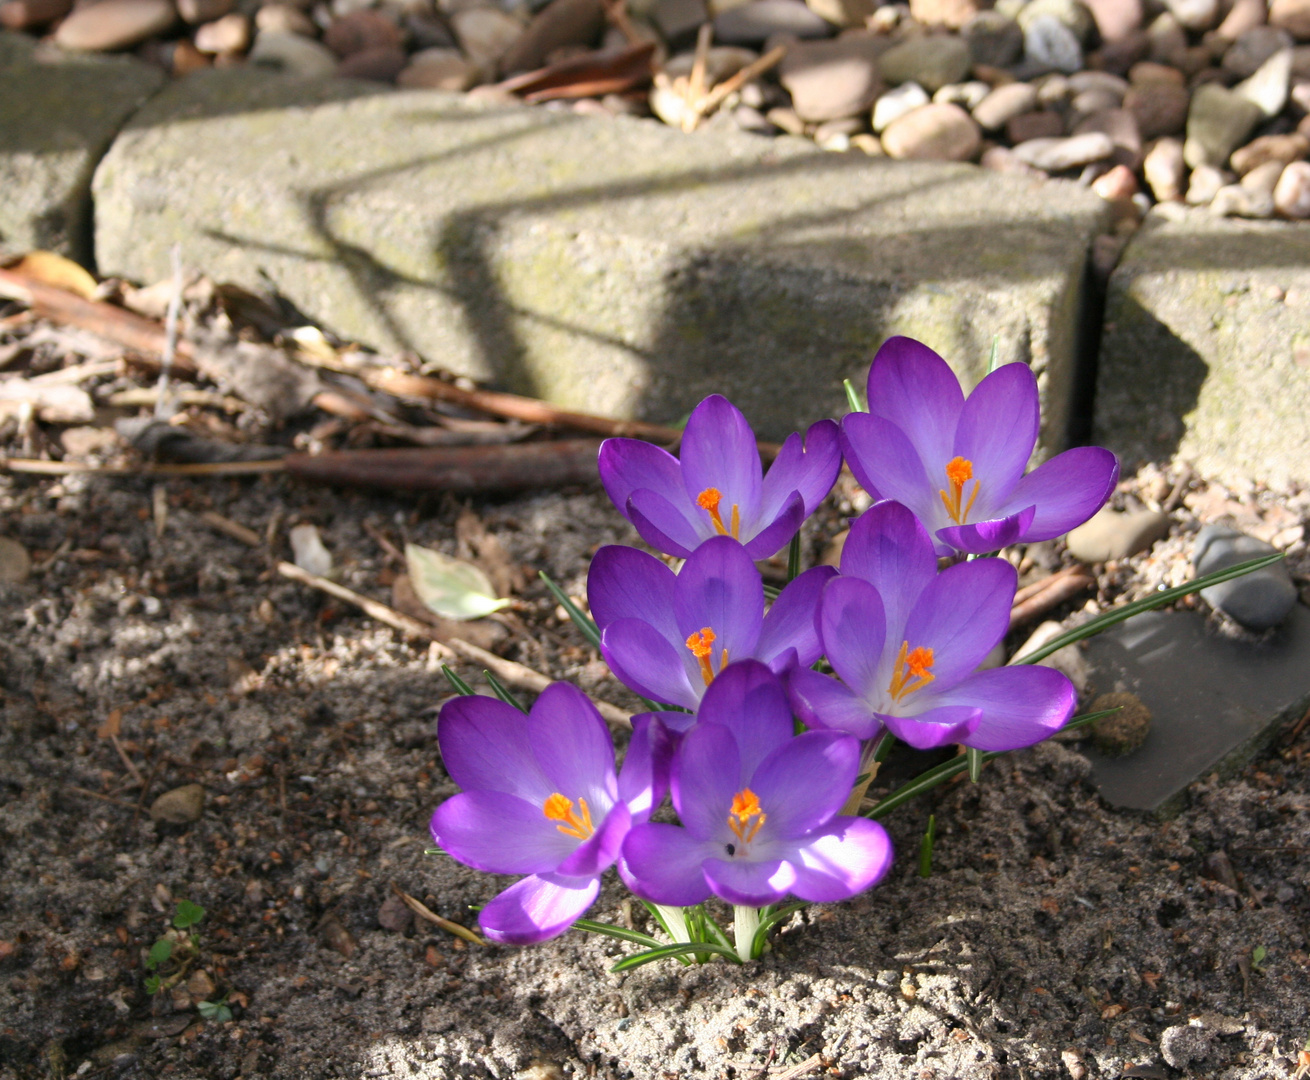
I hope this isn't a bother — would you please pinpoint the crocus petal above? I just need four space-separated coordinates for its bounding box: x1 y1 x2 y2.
817 576 887 699
627 488 705 558
999 446 1120 542
952 361 1040 502
702 856 796 907
679 395 764 527
756 419 842 524
838 500 935 649
601 618 699 709
479 873 600 945
674 536 765 667
631 708 699 734
935 505 1036 556
671 722 741 839
930 665 1075 752
695 660 794 781
437 695 551 803
529 683 617 812
598 437 696 531
587 545 679 641
880 704 981 749
787 667 882 740
431 791 576 875
756 565 836 669
840 412 935 521
785 817 894 903
901 557 1016 687
865 336 965 475
750 731 859 838
618 715 673 821
620 823 714 906
556 801 630 878
740 491 806 561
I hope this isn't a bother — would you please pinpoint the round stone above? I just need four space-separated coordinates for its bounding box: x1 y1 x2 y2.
877 34 971 92
150 783 206 825
1066 506 1170 562
872 80 930 131
1193 523 1299 630
972 80 1038 130
778 36 885 121
248 28 337 74
0 536 31 584
54 0 177 50
880 101 981 159
324 8 402 56
1024 13 1085 72
1011 131 1115 169
1123 81 1189 138
397 46 478 89
1274 159 1310 217
962 10 1023 66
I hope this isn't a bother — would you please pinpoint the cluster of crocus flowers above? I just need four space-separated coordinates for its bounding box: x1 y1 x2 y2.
430 337 1118 958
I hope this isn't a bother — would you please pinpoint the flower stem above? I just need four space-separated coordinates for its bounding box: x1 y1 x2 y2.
652 904 691 943
733 905 760 962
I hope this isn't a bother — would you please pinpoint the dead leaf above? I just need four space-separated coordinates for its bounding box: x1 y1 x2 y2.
390 573 508 651
5 251 98 300
495 42 655 103
405 543 510 621
0 379 94 423
97 708 123 740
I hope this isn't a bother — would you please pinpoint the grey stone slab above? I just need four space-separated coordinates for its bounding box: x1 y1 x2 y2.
93 70 1109 444
1082 604 1310 815
1095 208 1310 489
0 33 164 266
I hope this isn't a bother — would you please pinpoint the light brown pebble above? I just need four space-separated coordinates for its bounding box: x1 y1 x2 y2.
1274 159 1310 215
1185 162 1231 202
450 6 523 70
1005 108 1064 142
397 47 478 89
880 102 981 160
1143 135 1187 199
254 3 315 35
54 0 177 50
194 11 248 52
1270 0 1310 39
1128 58 1186 84
910 0 985 29
1230 130 1310 174
971 80 1038 130
1092 161 1138 199
1123 80 1190 137
0 536 31 584
1011 130 1116 169
979 143 1049 174
170 35 211 70
177 0 228 23
1209 181 1275 215
1215 0 1268 41
149 784 206 825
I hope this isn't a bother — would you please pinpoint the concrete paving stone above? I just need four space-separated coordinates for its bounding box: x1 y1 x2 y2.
0 32 163 264
1082 604 1310 814
1095 208 1310 488
93 70 1110 443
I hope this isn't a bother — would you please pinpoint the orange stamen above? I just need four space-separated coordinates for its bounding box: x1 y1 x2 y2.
685 627 720 686
887 640 936 701
543 793 595 840
727 788 767 846
696 487 741 539
939 456 980 525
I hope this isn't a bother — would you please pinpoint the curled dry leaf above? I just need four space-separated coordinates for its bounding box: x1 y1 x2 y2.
3 251 98 300
404 543 510 621
289 523 333 578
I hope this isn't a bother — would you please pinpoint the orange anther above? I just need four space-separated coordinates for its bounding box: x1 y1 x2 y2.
727 788 767 846
696 487 741 538
939 456 980 525
543 793 595 840
686 627 720 686
888 640 936 701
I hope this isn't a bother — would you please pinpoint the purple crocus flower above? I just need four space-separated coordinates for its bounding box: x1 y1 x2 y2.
788 500 1076 751
621 662 893 909
598 395 841 560
841 337 1119 556
430 684 666 944
587 535 835 720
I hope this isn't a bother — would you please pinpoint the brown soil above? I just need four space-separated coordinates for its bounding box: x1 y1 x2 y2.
1 463 1308 1080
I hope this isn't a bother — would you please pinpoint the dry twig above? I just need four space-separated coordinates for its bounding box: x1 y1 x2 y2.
390 883 486 946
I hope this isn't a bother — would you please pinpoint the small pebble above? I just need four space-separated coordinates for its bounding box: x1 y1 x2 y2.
149 783 206 825
880 101 981 159
961 9 1023 66
54 0 177 51
1024 13 1084 72
1066 505 1170 561
1234 45 1292 118
0 536 31 584
972 80 1038 130
249 28 337 74
778 36 885 121
1274 159 1310 216
1143 135 1186 199
377 893 415 933
397 46 477 89
1185 162 1232 203
1088 691 1152 756
877 34 971 92
1193 523 1298 630
193 11 248 53
1160 1024 1217 1070
1011 131 1115 169
1183 82 1265 168
1270 0 1310 37
872 80 930 131
712 0 834 45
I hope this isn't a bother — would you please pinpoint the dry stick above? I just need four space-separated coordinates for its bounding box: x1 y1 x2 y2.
65 785 139 810
369 369 784 459
687 45 786 129
0 457 285 477
1012 564 1086 607
683 22 713 132
200 510 263 548
274 561 631 726
390 883 486 946
110 733 145 788
1008 568 1096 631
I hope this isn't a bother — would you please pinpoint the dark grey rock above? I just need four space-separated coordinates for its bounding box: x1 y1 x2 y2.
962 10 1023 67
1082 606 1310 814
1193 523 1297 630
713 0 834 44
878 33 971 91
